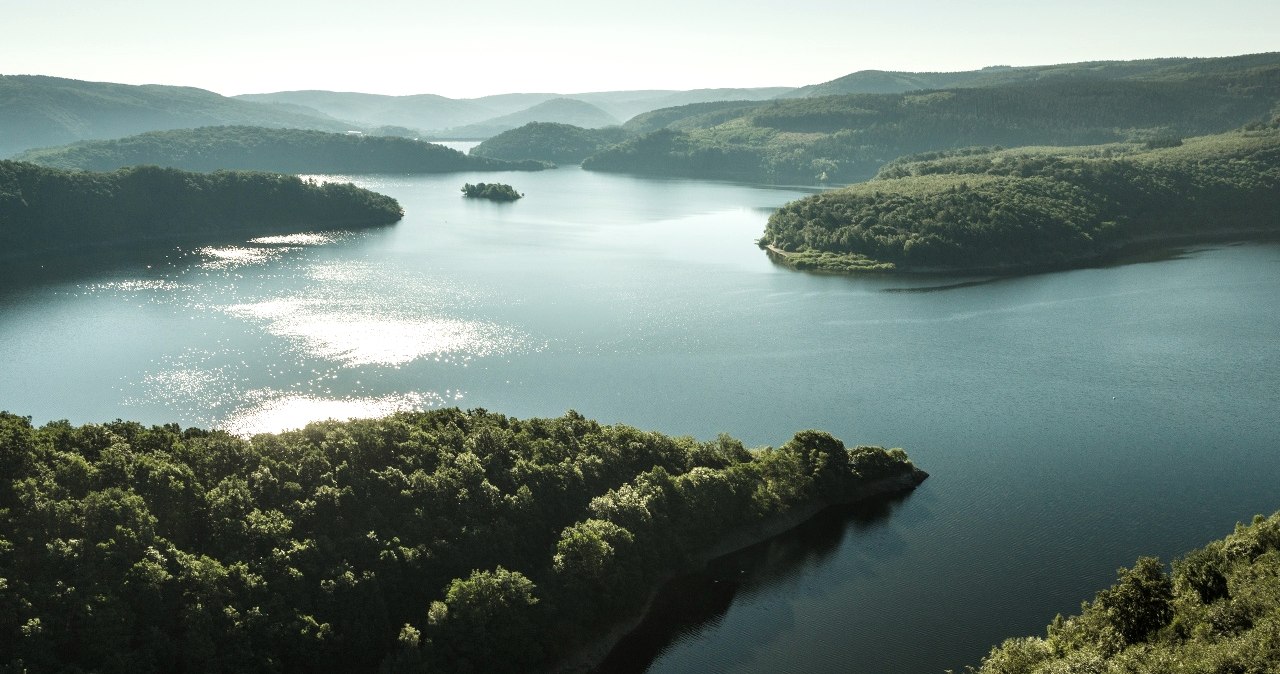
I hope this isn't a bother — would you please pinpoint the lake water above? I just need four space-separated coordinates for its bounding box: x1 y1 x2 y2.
3 159 1279 672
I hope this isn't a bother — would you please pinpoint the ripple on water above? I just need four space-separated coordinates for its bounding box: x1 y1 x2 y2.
82 279 182 293
196 245 293 270
248 232 341 246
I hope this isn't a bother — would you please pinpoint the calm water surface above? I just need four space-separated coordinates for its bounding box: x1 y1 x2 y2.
2 160 1279 672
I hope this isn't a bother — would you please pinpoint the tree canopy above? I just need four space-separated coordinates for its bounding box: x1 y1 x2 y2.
971 511 1280 673
0 409 922 672
461 182 523 202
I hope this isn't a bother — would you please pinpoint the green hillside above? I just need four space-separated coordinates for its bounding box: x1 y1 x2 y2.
471 122 628 164
234 90 492 132
0 76 347 158
583 62 1280 184
13 126 549 174
0 409 922 673
782 52 1280 98
971 510 1280 673
0 161 403 257
758 123 1280 273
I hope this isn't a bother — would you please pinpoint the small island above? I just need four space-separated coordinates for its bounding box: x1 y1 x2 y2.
461 181 523 201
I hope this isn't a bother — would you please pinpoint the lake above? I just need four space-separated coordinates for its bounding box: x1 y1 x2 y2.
2 158 1279 672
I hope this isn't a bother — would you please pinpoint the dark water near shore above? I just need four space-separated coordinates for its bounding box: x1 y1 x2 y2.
2 161 1279 672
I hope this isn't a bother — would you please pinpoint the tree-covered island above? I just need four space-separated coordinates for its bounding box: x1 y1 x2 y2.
971 511 1280 673
0 409 925 672
758 122 1280 274
461 182 523 201
0 161 403 258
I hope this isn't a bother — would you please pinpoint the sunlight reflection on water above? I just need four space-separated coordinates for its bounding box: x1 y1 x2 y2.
224 298 533 367
221 390 446 437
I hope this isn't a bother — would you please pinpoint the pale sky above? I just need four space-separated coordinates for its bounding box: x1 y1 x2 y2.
2 0 1276 98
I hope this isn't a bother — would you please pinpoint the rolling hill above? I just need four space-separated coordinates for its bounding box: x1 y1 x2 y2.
13 126 548 174
0 75 348 158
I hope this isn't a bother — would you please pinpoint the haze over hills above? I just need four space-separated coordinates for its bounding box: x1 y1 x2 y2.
435 98 620 139
232 90 494 133
0 75 347 158
232 87 794 135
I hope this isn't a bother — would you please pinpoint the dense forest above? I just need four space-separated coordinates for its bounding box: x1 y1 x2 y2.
971 510 1280 673
0 409 924 673
582 64 1280 183
461 182 523 202
0 161 403 257
758 122 1280 272
470 122 628 164
14 126 549 174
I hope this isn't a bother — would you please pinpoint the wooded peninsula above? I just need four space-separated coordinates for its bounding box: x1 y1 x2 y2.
757 123 1280 273
0 409 924 672
0 161 403 258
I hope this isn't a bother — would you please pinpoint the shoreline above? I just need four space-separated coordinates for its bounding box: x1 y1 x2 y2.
762 227 1280 277
550 466 929 673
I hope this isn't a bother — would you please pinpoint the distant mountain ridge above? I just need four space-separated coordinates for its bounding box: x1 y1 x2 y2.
435 98 620 139
232 87 795 135
0 75 347 157
781 52 1280 97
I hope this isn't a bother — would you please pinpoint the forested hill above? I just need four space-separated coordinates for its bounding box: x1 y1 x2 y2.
582 65 1280 184
970 510 1280 673
0 161 403 257
782 51 1280 98
0 75 347 158
0 409 924 673
436 98 620 139
471 122 628 164
759 123 1280 273
14 126 549 174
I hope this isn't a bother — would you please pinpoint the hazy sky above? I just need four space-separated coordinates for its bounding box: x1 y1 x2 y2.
3 0 1276 98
